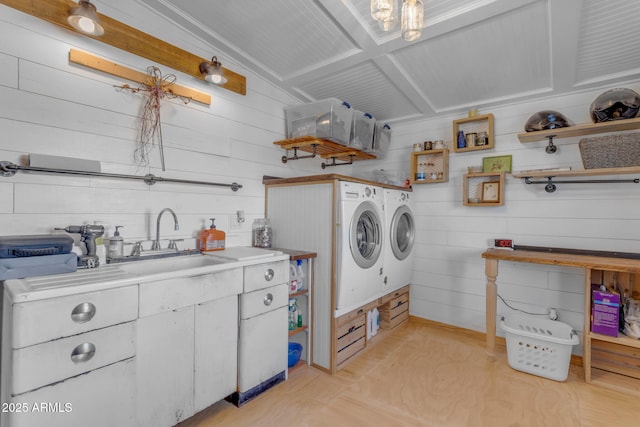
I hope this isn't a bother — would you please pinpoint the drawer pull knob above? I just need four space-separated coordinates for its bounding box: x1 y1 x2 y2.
70 342 96 364
263 293 273 306
348 326 356 333
71 302 96 323
264 268 275 281
357 309 364 314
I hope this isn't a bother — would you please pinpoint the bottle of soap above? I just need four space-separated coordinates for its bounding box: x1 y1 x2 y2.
296 259 305 290
108 226 124 259
201 218 225 252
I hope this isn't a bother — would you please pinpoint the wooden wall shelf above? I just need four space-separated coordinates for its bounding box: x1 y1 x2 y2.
517 117 640 143
463 172 505 206
452 113 494 152
410 149 449 184
274 136 376 168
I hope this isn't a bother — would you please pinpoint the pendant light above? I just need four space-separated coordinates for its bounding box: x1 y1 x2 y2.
371 0 423 41
401 0 423 42
378 0 398 31
199 56 228 85
67 0 104 36
371 0 394 21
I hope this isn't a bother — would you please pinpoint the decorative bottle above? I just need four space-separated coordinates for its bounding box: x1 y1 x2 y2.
457 130 466 149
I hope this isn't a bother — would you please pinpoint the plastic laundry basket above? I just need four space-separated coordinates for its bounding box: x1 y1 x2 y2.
500 313 579 381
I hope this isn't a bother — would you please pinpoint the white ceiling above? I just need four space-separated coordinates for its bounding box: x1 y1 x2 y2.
139 0 640 125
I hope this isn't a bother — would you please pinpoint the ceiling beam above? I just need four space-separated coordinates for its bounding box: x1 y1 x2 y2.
0 0 246 96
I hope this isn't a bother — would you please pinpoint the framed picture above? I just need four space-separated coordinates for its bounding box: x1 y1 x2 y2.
482 181 501 203
482 155 512 173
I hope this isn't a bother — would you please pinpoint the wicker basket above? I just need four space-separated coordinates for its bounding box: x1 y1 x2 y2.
579 133 640 169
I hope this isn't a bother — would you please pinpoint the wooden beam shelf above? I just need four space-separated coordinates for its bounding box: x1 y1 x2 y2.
512 166 640 193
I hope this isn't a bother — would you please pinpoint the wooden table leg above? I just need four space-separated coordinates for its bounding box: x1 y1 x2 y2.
485 258 498 355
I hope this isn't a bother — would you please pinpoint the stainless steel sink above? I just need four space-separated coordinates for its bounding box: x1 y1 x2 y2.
115 253 229 276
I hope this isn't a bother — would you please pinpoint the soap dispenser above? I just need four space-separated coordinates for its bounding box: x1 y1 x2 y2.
201 218 225 252
108 226 124 259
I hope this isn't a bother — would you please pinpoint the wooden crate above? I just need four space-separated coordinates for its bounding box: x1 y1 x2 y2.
336 314 366 366
591 339 640 380
379 291 409 330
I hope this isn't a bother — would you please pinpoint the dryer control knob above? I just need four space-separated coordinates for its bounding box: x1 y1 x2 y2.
365 187 372 197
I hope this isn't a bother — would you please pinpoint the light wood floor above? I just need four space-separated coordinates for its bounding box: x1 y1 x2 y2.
179 319 640 427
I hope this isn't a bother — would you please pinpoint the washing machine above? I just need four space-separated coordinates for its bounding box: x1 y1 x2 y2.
336 181 385 315
383 188 415 292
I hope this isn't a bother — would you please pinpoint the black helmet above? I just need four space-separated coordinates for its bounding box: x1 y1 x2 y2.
590 88 640 123
524 110 570 132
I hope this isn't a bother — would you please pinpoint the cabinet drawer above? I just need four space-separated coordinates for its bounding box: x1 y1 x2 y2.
243 260 288 292
12 285 138 349
6 358 135 427
139 267 243 317
12 321 136 395
240 283 288 319
337 334 365 366
336 314 365 338
336 317 366 352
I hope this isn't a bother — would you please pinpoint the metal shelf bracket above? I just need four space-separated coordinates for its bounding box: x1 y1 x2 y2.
523 175 640 193
545 135 557 154
321 154 355 169
281 144 318 163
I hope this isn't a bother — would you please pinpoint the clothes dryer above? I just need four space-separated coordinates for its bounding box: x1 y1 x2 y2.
383 188 415 292
336 181 385 315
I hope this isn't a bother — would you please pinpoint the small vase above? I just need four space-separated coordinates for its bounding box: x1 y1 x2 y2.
457 130 466 149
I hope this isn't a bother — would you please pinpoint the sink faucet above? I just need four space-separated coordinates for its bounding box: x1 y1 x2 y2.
151 208 179 250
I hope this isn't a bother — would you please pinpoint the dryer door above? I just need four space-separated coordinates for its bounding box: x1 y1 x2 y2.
390 205 415 261
349 201 383 269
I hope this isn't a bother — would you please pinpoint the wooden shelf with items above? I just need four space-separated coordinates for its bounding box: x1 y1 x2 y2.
452 113 494 152
517 116 640 143
463 172 505 206
410 149 449 184
585 268 640 396
274 136 375 168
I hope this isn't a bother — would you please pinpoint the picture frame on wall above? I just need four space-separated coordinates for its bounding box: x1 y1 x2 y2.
482 155 512 173
482 181 501 203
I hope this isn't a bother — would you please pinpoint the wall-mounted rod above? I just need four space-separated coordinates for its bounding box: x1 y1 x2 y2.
523 176 639 193
0 161 242 191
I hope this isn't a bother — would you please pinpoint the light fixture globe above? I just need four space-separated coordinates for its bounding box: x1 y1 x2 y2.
401 0 423 42
199 56 228 85
371 0 394 21
67 0 104 36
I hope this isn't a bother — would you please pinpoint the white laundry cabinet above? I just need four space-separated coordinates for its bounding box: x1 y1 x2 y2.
0 285 138 427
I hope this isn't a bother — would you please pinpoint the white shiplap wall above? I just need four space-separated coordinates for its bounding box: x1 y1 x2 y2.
353 84 640 354
0 3 315 251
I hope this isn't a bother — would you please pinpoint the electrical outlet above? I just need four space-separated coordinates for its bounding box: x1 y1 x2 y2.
230 210 245 230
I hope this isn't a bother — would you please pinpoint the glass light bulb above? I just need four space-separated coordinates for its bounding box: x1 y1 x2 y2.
401 0 423 42
371 0 394 21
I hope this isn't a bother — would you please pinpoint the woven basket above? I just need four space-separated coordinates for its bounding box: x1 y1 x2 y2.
579 133 640 169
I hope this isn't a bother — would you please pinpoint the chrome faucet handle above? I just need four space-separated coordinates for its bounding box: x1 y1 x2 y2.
168 239 184 250
131 241 144 256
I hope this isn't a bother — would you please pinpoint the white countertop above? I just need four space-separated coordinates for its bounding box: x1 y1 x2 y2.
3 247 289 303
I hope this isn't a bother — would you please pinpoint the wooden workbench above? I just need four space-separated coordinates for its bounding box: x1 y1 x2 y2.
482 248 640 394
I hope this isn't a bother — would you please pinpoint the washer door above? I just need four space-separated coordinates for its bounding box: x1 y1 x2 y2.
390 205 415 261
349 201 383 268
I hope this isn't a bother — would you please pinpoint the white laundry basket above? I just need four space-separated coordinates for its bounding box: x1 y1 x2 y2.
500 313 580 381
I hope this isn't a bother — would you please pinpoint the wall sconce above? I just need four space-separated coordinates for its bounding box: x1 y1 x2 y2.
67 0 104 36
199 56 228 85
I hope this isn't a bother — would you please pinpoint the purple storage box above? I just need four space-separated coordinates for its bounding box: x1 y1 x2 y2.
591 285 620 337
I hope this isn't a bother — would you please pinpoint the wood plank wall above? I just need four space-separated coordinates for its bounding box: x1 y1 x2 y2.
0 3 311 250
352 84 640 356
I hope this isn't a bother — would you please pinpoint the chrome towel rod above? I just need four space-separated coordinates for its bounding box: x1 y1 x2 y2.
0 161 243 192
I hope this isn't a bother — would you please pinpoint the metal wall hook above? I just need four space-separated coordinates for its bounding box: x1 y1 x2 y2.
545 135 557 154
